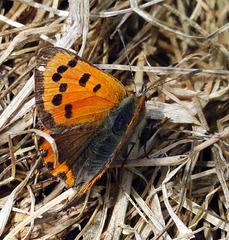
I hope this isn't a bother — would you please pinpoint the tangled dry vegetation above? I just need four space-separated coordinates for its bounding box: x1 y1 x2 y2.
0 0 229 239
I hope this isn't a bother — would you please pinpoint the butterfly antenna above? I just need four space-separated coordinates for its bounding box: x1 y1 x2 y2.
148 69 202 91
118 29 134 80
164 69 202 85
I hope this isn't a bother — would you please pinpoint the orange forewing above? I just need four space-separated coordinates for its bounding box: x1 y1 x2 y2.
35 47 126 128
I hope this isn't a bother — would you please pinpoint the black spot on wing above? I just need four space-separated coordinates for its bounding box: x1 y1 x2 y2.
52 94 62 106
57 65 68 73
79 73 90 87
46 161 54 170
57 172 67 181
59 83 67 92
65 104 73 119
52 73 62 82
68 58 78 68
93 84 101 93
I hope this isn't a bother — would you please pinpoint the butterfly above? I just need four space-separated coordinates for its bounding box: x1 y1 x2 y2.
35 47 146 193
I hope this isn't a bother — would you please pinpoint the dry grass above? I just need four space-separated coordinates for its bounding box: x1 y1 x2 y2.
0 0 229 239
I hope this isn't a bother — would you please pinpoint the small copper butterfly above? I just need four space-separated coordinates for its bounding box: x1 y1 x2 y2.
35 47 145 193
